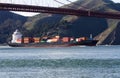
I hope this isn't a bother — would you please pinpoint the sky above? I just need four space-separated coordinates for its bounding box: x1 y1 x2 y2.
0 0 120 16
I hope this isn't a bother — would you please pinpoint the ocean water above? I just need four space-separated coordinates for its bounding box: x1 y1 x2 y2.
0 45 120 78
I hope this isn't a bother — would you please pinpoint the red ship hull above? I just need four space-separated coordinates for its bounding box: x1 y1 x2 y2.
8 40 98 47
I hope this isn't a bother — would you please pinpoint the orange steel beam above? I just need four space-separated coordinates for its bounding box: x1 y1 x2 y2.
0 3 120 19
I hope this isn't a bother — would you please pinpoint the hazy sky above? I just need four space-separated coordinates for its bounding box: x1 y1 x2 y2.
0 0 119 16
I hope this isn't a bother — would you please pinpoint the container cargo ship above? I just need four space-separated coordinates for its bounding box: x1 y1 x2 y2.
8 30 98 47
8 40 98 47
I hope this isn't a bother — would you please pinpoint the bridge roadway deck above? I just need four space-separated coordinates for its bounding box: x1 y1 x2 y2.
0 3 120 19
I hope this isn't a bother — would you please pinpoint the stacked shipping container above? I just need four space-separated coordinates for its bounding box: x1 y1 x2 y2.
62 37 70 42
33 37 40 43
15 36 88 44
23 37 30 43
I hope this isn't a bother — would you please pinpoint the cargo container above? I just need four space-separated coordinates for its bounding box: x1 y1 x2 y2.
62 37 70 42
16 39 23 43
55 36 60 39
70 37 74 41
42 36 48 39
76 37 88 42
80 37 87 40
23 37 31 43
47 38 59 43
33 37 40 43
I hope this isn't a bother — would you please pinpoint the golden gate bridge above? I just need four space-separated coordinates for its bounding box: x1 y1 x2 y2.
0 0 120 19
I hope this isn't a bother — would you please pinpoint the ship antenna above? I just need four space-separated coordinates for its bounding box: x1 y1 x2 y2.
90 34 93 40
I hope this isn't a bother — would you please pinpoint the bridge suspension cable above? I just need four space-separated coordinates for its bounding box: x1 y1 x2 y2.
66 0 73 3
0 0 76 8
54 0 65 5
54 0 77 9
65 0 89 10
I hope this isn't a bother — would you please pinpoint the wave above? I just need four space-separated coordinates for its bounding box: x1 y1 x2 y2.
0 59 120 68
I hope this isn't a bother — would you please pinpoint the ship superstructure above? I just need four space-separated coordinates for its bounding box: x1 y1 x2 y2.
11 29 22 43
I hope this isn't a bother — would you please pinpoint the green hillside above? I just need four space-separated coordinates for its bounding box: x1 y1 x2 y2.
0 11 27 43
